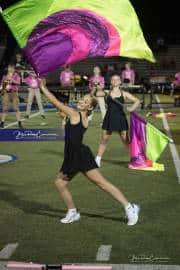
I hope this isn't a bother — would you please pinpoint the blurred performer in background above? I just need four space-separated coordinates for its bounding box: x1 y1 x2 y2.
60 65 74 88
59 65 74 128
89 66 106 123
14 53 26 70
121 62 135 85
171 71 180 95
172 71 180 87
23 69 45 119
0 63 22 128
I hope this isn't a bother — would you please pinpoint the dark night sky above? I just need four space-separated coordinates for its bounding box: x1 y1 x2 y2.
0 0 179 38
131 1 178 34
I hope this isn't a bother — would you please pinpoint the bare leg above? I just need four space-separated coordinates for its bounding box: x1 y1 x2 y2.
55 176 76 210
119 130 129 148
1 112 7 122
12 93 21 122
1 93 9 122
97 97 106 120
97 130 111 158
15 111 21 122
85 169 129 208
26 89 34 116
35 89 44 115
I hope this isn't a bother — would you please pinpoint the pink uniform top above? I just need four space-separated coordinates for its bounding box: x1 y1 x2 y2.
121 69 135 83
89 75 105 90
24 75 40 89
1 72 20 92
60 70 74 86
173 72 180 86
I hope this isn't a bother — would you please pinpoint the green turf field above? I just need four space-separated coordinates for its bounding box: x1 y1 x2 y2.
0 94 180 264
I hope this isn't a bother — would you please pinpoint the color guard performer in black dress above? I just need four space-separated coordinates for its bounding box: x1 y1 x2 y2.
95 74 140 167
40 79 140 226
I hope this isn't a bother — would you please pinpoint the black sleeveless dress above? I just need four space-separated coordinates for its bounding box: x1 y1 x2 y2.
60 113 98 179
102 94 128 132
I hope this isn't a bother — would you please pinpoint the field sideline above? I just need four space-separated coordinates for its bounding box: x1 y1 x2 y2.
0 95 180 264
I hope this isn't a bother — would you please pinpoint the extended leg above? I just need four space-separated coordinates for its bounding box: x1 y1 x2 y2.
55 174 80 224
95 130 111 167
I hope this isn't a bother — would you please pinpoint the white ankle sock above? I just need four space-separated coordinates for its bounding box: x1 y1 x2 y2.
68 208 77 213
125 203 132 211
96 156 101 162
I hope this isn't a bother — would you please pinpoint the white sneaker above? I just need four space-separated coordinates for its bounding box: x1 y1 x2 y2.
126 204 140 226
95 156 101 167
60 210 81 224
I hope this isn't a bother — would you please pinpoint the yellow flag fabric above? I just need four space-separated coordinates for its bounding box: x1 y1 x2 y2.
146 123 170 162
2 0 155 75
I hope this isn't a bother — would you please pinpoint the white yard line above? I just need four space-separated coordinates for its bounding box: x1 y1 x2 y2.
155 94 180 183
0 243 18 260
96 245 112 262
4 108 56 129
4 112 40 128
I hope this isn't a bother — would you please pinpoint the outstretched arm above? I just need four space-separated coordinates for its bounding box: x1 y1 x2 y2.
123 91 140 112
40 79 78 117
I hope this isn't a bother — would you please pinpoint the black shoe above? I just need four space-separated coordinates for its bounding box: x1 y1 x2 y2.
0 122 4 128
18 121 23 128
41 115 46 119
25 115 30 119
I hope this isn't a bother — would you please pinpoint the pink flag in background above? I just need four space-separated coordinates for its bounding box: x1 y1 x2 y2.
128 112 152 169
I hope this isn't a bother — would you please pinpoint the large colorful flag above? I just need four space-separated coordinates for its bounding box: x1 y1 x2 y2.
1 0 155 76
129 112 170 171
